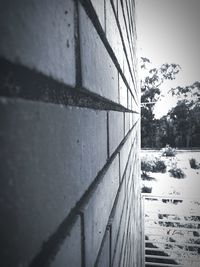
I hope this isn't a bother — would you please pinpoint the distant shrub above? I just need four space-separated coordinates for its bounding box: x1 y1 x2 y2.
189 158 200 169
141 160 153 173
153 160 166 173
142 186 152 193
168 167 185 179
141 159 166 175
162 146 176 157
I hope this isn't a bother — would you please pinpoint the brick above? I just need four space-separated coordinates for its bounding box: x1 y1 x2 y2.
50 217 82 267
0 0 75 86
120 224 129 267
118 0 126 43
132 113 139 127
0 97 107 266
126 171 134 204
125 112 131 135
79 5 118 103
129 75 138 106
127 90 132 110
105 0 123 68
82 154 119 267
118 1 135 83
112 194 127 266
122 0 134 57
108 111 124 156
119 74 128 108
90 0 105 30
119 134 132 180
96 229 110 267
110 179 126 260
122 54 131 90
112 0 118 16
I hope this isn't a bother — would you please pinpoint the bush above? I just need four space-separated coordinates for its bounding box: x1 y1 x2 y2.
141 159 166 175
162 146 176 157
168 167 185 178
153 160 167 173
189 158 199 169
141 159 155 172
142 186 152 193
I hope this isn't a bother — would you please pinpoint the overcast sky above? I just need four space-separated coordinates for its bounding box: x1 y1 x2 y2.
136 0 200 117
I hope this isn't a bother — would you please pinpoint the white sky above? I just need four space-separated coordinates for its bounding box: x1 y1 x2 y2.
136 0 200 118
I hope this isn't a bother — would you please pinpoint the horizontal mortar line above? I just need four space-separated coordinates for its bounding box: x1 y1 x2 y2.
117 0 136 74
0 57 139 114
112 0 139 98
112 0 137 87
124 0 136 57
94 225 111 267
29 120 139 267
126 1 135 37
79 0 139 107
109 133 137 222
120 219 131 266
78 118 139 210
110 138 138 265
118 209 129 267
110 4 139 104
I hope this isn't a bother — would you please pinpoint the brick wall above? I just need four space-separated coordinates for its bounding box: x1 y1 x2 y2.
0 0 142 266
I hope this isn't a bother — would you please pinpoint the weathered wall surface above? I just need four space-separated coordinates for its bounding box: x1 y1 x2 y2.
0 0 141 266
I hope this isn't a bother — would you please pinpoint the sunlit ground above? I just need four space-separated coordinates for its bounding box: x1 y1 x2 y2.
141 150 200 197
142 150 200 266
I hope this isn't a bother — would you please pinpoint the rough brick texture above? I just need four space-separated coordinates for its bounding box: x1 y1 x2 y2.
0 0 142 266
0 0 76 86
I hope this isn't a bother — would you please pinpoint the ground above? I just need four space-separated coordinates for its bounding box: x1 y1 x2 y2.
141 150 200 266
141 150 200 197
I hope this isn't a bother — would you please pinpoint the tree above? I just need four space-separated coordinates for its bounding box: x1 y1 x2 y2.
140 57 181 148
167 82 200 147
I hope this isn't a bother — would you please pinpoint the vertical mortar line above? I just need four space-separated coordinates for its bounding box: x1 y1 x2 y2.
74 0 82 87
79 212 86 267
107 111 110 159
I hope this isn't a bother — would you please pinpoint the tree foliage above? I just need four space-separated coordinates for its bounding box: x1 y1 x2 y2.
167 82 200 147
140 57 181 147
140 57 200 148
